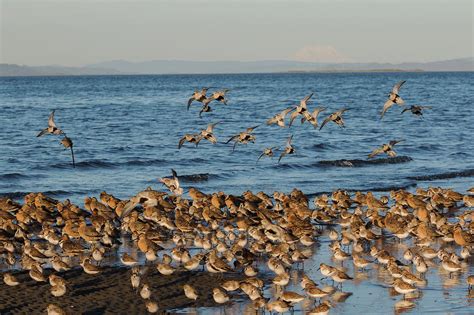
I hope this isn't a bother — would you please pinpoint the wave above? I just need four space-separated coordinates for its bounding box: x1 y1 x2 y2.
307 183 417 198
407 168 474 181
316 156 413 167
0 173 30 180
0 189 88 200
125 159 166 166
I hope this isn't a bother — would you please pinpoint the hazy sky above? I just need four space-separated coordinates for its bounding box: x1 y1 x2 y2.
1 0 472 66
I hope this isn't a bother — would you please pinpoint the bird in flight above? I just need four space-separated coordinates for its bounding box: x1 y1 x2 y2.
188 87 210 110
401 105 432 117
368 140 403 159
196 122 219 146
278 135 295 163
257 146 278 162
226 126 258 152
302 107 326 128
381 81 406 119
267 107 295 128
60 136 75 168
319 108 349 130
289 93 314 127
178 134 202 149
159 169 183 195
209 89 230 105
198 98 214 118
37 110 65 137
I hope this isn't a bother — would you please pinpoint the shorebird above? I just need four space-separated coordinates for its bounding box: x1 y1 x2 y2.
197 122 219 146
278 135 295 163
60 136 75 168
393 278 417 299
159 169 183 195
210 89 230 105
187 87 210 110
319 108 349 130
183 284 199 300
178 133 202 149
257 146 278 162
198 97 214 118
402 105 432 116
213 287 230 303
307 301 333 315
267 107 295 128
288 93 315 126
226 125 258 151
302 107 326 128
368 140 403 158
37 110 65 137
381 80 406 119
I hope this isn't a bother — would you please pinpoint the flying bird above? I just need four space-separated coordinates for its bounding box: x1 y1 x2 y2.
368 140 403 159
196 122 219 146
187 87 210 110
159 169 183 195
178 134 202 149
198 98 214 118
288 93 314 127
381 80 406 119
226 126 258 152
210 89 230 105
37 110 65 137
302 107 326 128
401 105 432 117
267 107 295 128
319 108 349 130
60 136 75 168
278 135 295 163
257 146 278 163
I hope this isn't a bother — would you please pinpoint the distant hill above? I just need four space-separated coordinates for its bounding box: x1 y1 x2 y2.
1 57 472 76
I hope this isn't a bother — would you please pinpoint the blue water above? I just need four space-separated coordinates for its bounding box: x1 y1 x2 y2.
0 72 473 203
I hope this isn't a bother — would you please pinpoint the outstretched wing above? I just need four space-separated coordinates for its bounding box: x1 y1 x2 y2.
206 134 217 144
48 110 57 128
303 93 314 102
278 151 287 164
187 97 194 110
394 96 404 105
246 125 259 133
287 135 293 146
401 107 410 114
226 135 239 144
392 80 406 94
37 128 48 137
288 111 299 127
319 115 332 130
256 152 266 162
389 139 403 146
381 99 394 119
368 146 384 159
178 136 187 149
206 122 219 133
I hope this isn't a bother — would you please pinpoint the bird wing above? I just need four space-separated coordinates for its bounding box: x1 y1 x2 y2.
312 107 326 118
401 107 410 114
207 122 219 132
246 125 259 133
387 150 397 157
171 169 179 179
303 93 314 102
37 128 48 137
278 151 287 164
287 135 293 146
187 97 194 110
319 115 332 130
206 134 217 144
226 135 239 144
389 139 402 146
392 80 406 94
381 99 394 119
394 96 404 105
368 147 384 159
267 116 277 125
288 111 299 127
232 141 238 152
419 106 432 109
48 110 57 128
178 136 187 149
256 152 266 162
281 106 295 117
336 108 349 115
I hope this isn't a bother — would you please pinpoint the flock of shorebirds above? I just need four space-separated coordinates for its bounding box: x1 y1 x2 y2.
36 80 431 167
1 80 471 314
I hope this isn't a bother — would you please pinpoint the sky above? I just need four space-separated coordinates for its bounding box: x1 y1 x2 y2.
1 0 472 66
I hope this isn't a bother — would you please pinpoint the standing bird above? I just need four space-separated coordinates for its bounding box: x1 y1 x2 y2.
226 126 258 152
187 87 210 110
267 107 295 128
257 147 278 162
319 108 349 130
278 135 295 163
401 105 432 117
60 136 76 168
381 80 406 119
210 89 230 105
368 140 403 159
289 93 314 127
159 169 183 195
37 110 65 137
196 122 219 146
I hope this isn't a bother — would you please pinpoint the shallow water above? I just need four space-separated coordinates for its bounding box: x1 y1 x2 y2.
0 72 473 203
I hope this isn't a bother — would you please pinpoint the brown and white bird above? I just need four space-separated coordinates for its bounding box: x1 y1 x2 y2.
196 122 219 146
267 107 295 128
226 126 258 151
278 135 295 163
381 80 406 119
401 105 432 117
302 107 326 128
319 108 349 130
198 97 214 118
178 133 202 149
289 93 314 126
159 169 183 195
210 89 230 105
60 136 75 168
37 110 65 137
187 87 210 110
368 140 403 159
257 146 278 162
